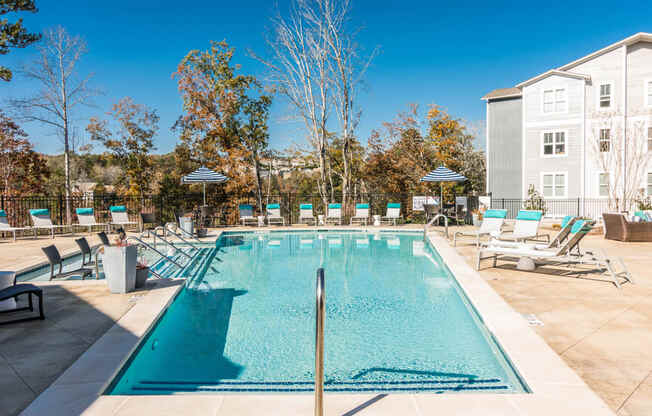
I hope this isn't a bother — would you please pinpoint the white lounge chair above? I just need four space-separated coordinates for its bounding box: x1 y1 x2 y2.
381 203 402 226
109 206 138 231
239 204 258 226
495 210 548 243
29 209 71 239
325 203 342 225
453 209 507 247
266 203 285 225
0 209 31 241
299 204 316 225
478 220 634 288
350 203 369 225
489 216 577 250
75 207 109 233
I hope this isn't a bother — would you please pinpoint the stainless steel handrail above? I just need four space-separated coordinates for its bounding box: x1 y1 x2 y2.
125 237 185 268
150 234 193 260
315 268 325 416
163 225 202 252
424 213 449 240
165 222 203 244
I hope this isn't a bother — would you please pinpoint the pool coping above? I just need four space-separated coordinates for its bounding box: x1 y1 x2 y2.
18 229 615 415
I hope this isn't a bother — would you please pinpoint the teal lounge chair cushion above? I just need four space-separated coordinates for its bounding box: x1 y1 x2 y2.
484 209 507 219
0 210 6 217
110 206 127 213
267 203 280 210
328 203 341 209
356 203 369 209
300 204 313 210
561 215 574 228
238 204 252 210
634 211 649 222
76 208 94 215
516 210 543 221
387 203 401 208
30 209 50 217
570 220 591 234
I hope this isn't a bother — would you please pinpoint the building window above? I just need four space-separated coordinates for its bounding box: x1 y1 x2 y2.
542 173 566 198
543 131 566 156
599 129 610 152
599 173 609 197
543 88 566 113
599 84 612 108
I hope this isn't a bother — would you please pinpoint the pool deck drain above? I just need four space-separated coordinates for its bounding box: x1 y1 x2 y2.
18 230 614 415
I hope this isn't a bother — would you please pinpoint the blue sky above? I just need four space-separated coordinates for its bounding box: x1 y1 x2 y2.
2 0 651 155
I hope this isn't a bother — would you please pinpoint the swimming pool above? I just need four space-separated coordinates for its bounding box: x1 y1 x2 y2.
107 230 527 395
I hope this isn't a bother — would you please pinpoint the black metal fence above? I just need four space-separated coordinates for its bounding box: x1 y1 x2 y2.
0 192 482 229
1 193 627 230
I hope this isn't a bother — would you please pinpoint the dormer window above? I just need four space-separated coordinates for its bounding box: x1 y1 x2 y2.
599 83 612 109
543 88 566 113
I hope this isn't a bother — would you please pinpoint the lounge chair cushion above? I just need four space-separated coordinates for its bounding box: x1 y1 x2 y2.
561 215 574 228
267 203 280 210
109 206 127 213
0 210 6 217
356 203 369 209
76 208 94 215
484 209 507 219
30 209 50 217
328 203 341 209
300 204 312 210
387 203 401 208
516 210 543 221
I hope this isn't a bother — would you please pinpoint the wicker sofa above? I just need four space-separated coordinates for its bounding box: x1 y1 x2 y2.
603 213 652 242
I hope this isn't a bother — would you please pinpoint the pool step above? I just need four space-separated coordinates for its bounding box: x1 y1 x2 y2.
129 378 511 393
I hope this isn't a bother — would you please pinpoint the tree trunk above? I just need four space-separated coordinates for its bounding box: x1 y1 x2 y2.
318 134 329 209
252 148 264 214
59 51 72 225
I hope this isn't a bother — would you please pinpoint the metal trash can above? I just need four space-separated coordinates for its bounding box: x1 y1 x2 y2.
179 216 194 236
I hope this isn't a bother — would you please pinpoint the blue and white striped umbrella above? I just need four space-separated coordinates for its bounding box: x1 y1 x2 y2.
420 166 467 183
181 167 229 184
181 167 229 205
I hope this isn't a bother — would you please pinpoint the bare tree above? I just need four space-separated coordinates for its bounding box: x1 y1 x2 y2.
253 0 331 208
589 111 651 211
320 0 377 209
9 26 98 224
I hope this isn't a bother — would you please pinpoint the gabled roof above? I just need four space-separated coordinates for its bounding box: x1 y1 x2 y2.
482 32 652 101
481 87 521 101
515 69 591 88
558 32 652 71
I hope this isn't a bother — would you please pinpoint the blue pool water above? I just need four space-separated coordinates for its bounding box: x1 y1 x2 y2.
108 231 526 395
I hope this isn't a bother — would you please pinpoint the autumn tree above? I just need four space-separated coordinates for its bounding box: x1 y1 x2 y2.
10 26 98 223
0 111 49 198
86 97 157 199
0 0 41 81
173 40 272 211
364 104 485 200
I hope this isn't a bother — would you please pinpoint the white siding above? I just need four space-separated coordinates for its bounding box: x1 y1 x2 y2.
572 48 624 115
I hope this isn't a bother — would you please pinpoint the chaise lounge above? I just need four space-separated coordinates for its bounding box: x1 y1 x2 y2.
0 271 44 325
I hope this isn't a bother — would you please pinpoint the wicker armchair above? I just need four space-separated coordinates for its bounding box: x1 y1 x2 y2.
602 213 652 242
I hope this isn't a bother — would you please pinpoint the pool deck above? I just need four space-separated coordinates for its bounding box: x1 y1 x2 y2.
0 225 648 415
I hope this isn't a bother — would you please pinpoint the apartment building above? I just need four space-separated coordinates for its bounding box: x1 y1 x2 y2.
483 33 652 214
